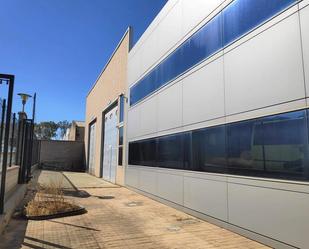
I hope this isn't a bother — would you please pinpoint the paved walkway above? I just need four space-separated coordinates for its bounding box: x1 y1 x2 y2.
0 171 270 249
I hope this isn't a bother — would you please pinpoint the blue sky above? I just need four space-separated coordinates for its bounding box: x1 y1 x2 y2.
0 0 167 122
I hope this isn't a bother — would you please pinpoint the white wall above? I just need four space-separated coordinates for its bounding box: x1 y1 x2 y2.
300 3 309 98
182 56 225 125
228 179 309 249
157 82 182 131
183 173 228 221
127 2 306 141
224 12 305 115
126 1 309 248
181 0 224 36
128 0 225 87
126 167 309 248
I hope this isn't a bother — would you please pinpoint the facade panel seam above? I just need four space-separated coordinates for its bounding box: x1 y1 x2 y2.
297 4 308 100
129 1 226 87
130 1 300 107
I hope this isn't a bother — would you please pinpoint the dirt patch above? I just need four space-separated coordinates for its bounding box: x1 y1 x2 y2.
24 177 86 219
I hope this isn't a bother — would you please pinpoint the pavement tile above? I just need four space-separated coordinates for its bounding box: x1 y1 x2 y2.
0 170 271 249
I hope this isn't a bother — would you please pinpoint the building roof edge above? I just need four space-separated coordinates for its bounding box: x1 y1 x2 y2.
86 26 132 97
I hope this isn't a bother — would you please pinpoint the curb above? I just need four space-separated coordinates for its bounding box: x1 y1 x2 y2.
25 205 86 220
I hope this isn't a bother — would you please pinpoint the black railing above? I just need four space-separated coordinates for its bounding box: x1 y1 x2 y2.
0 74 39 214
16 118 38 184
0 74 14 214
0 108 17 168
0 99 6 167
9 113 16 167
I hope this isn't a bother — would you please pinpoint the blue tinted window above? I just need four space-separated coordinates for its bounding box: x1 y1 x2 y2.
128 109 309 181
118 127 123 146
118 147 123 166
183 132 192 169
261 112 305 145
227 110 309 180
156 133 191 169
128 139 156 166
261 111 309 178
227 119 266 172
119 95 124 123
130 15 223 106
223 0 296 46
130 0 296 106
139 139 156 167
128 142 140 165
192 125 227 173
157 134 184 169
130 76 157 106
181 14 223 74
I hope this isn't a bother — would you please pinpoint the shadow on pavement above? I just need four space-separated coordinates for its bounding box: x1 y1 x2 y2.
62 189 91 198
23 236 72 249
48 220 101 231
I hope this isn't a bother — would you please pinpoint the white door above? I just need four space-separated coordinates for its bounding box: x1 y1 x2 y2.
88 123 96 175
102 106 118 183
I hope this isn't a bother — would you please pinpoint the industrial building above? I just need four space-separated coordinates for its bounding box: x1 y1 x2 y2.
85 28 131 185
125 0 309 248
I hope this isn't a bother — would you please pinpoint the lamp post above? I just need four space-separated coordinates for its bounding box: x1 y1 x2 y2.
17 93 32 120
18 93 32 113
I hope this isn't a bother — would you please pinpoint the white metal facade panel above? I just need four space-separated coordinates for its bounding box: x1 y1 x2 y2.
128 54 141 87
126 167 139 188
88 123 96 175
102 106 118 183
228 183 309 249
225 99 307 124
181 0 223 36
183 57 225 125
139 96 157 136
183 176 228 221
140 31 159 78
138 2 182 80
224 13 305 115
139 169 157 195
157 171 183 205
157 82 182 131
128 0 177 65
300 5 309 97
156 1 182 62
127 107 140 139
299 0 309 11
126 1 309 248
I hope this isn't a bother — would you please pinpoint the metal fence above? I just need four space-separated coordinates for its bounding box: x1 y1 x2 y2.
0 99 6 168
15 118 39 183
0 74 39 214
0 103 17 168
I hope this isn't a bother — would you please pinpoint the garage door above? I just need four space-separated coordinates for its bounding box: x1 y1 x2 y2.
102 106 118 183
88 122 96 175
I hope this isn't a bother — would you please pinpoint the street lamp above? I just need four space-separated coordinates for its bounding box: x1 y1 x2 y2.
17 93 32 113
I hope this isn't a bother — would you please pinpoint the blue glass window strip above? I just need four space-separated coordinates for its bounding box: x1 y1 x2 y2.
130 0 296 106
128 109 309 182
223 0 296 46
119 95 125 123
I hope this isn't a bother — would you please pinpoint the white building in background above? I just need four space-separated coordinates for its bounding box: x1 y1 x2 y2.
125 0 309 248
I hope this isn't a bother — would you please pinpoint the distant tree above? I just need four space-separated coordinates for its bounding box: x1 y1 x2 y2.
34 121 58 140
57 120 71 139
